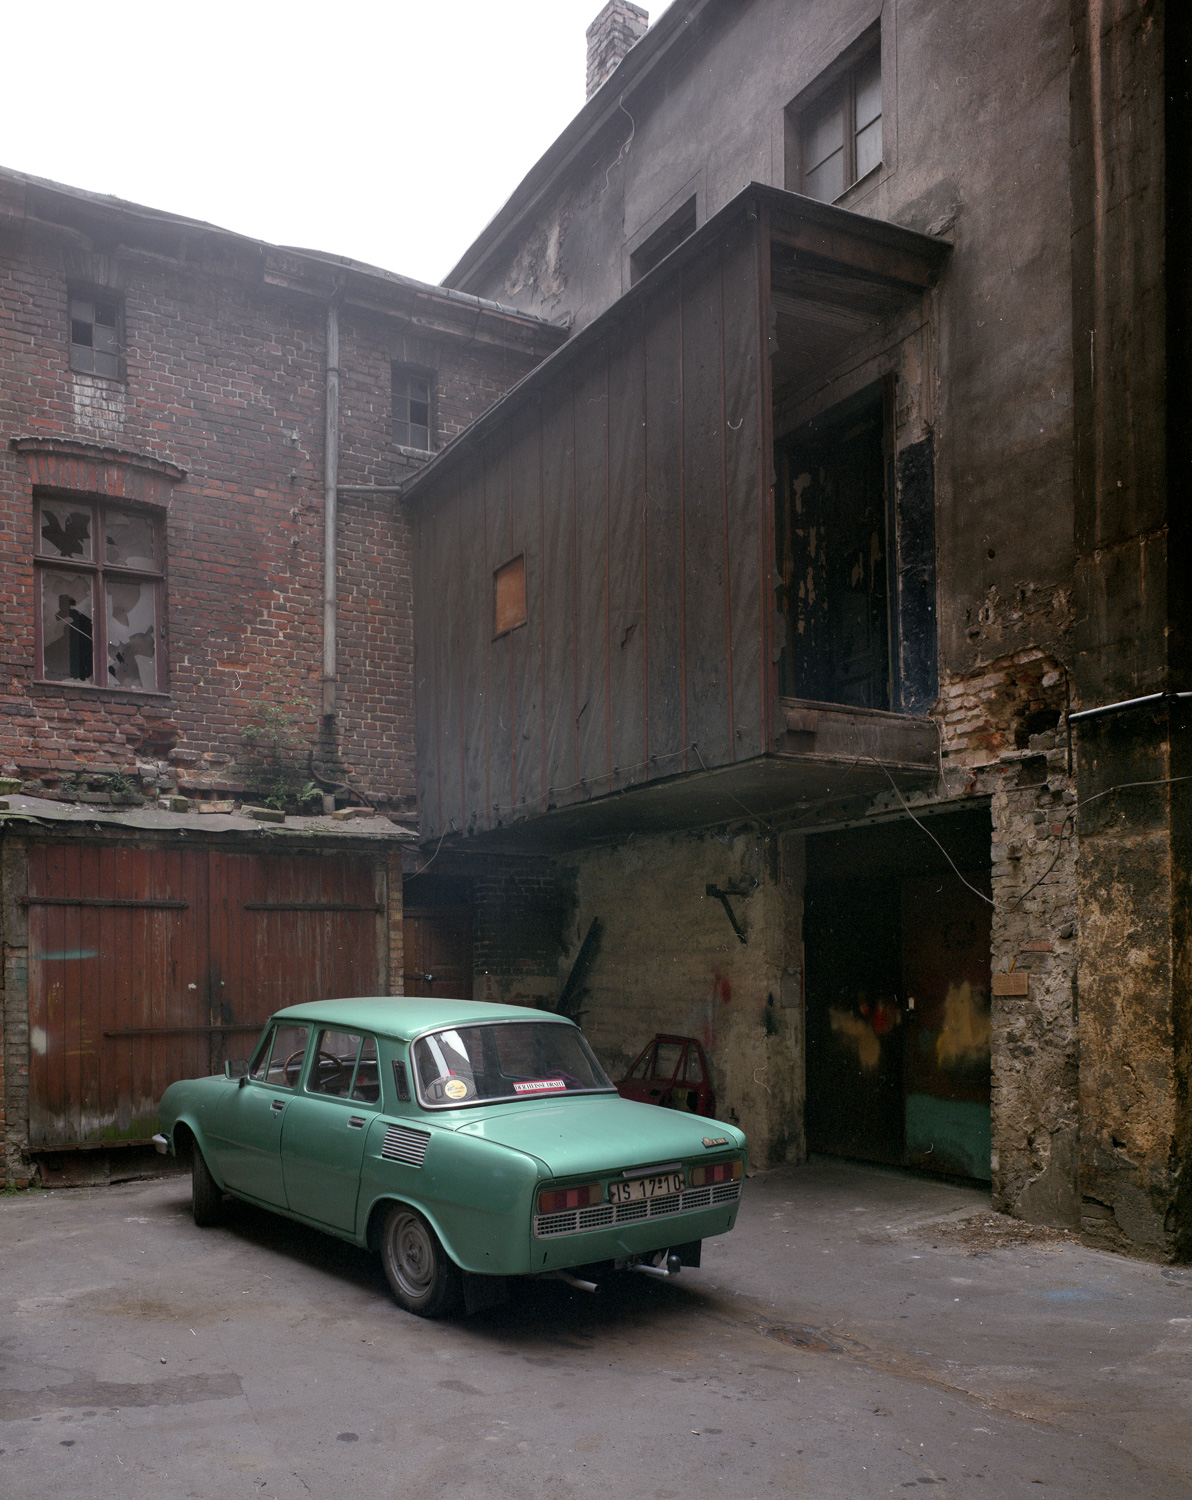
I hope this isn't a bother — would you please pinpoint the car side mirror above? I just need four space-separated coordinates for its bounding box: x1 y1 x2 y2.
225 1058 249 1081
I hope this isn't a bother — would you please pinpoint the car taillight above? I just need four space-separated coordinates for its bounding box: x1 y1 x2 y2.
689 1159 744 1188
537 1182 602 1214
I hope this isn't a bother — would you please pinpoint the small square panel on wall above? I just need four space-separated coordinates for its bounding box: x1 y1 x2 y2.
493 555 527 637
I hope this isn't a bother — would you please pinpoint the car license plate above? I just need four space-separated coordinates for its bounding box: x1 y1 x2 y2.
608 1171 684 1204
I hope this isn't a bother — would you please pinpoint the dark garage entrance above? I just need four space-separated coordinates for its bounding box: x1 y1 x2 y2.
803 807 993 1182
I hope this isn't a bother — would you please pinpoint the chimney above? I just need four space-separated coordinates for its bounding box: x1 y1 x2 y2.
586 1 649 99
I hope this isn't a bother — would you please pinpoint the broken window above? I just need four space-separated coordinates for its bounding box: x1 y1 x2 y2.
775 394 891 709
629 196 697 284
35 497 164 691
786 44 882 203
392 365 432 451
493 554 527 637
69 290 123 379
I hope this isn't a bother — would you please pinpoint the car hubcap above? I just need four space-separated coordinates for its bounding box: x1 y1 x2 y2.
390 1214 434 1295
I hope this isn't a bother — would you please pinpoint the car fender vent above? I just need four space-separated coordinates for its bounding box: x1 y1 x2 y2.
380 1123 430 1167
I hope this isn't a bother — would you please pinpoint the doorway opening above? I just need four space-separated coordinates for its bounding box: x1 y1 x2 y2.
775 384 893 708
803 807 992 1182
402 874 474 998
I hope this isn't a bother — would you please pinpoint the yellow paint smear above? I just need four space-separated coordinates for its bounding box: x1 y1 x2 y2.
935 980 992 1068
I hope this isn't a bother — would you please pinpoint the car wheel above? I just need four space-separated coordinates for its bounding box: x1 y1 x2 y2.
380 1205 461 1317
191 1143 224 1227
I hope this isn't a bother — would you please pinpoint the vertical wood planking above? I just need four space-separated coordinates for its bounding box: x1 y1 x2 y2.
433 486 462 839
606 319 648 792
510 409 545 817
541 380 577 807
458 464 489 834
722 225 766 759
573 342 611 790
643 279 685 774
682 250 733 767
483 438 512 825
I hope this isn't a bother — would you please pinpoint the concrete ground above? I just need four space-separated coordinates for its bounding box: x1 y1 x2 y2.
1 1157 1188 1499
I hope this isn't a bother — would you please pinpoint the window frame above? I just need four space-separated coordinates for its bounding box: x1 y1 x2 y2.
786 39 883 205
33 493 167 694
68 287 125 381
493 554 527 639
391 363 434 454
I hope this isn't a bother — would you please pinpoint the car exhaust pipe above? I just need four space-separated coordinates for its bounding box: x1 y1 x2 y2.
549 1270 600 1293
630 1252 683 1279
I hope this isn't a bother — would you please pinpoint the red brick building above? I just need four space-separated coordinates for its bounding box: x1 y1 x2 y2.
0 167 563 1181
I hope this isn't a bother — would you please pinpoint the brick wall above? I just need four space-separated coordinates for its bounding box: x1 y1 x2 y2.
0 193 546 812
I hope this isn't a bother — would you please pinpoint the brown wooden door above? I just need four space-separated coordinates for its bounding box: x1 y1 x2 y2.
403 907 473 997
26 842 386 1149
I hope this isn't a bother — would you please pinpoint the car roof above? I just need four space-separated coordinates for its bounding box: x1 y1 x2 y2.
270 996 571 1042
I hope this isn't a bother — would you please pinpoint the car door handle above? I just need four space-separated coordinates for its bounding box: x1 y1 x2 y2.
271 1100 285 1113
348 1116 366 1129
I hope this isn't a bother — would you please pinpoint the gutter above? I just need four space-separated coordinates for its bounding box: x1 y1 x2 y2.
1068 691 1192 724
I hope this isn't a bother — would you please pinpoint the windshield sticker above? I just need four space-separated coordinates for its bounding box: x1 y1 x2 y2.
443 1078 469 1100
512 1078 567 1095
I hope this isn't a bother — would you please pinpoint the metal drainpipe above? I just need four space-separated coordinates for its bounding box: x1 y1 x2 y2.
322 298 340 717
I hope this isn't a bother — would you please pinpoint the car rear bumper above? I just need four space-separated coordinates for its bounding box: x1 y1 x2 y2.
530 1182 743 1272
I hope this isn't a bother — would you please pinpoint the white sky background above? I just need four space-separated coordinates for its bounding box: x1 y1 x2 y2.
2 0 671 285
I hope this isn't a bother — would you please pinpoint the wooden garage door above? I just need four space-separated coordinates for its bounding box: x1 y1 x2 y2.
27 843 386 1150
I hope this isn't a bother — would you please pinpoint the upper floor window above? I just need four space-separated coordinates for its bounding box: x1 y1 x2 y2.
35 497 164 691
392 365 432 452
788 47 882 204
69 291 123 379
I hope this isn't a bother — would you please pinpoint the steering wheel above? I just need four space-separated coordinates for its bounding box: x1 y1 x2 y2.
282 1047 347 1089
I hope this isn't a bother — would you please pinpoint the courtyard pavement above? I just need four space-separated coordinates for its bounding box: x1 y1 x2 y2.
0 1156 1188 1498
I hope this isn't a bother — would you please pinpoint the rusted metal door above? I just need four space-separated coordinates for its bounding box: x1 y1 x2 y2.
26 842 386 1150
402 906 473 997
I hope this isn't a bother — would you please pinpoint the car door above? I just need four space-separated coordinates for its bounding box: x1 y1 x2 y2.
280 1029 379 1232
211 1022 310 1207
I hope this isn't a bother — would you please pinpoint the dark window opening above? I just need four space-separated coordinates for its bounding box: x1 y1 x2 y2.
786 45 882 203
69 291 123 379
775 393 891 710
34 497 164 691
629 197 697 284
392 365 432 451
493 554 527 637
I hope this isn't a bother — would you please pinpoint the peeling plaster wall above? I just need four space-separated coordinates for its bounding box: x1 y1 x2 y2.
559 830 804 1165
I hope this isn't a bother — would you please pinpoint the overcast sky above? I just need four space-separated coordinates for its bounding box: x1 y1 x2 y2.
3 0 671 286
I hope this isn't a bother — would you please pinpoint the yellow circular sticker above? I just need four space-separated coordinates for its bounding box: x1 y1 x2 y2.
443 1078 468 1100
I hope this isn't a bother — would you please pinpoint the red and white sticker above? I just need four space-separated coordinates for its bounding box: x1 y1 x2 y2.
512 1078 567 1095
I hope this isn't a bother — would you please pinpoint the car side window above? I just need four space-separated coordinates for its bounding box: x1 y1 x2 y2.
263 1024 311 1089
308 1029 363 1099
248 1027 274 1081
351 1036 381 1104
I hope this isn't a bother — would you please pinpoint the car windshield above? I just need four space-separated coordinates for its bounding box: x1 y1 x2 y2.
412 1021 614 1107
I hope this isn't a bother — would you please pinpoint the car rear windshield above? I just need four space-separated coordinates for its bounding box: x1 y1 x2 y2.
412 1021 614 1108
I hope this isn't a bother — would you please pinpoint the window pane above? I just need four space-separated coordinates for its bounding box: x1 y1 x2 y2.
93 349 120 379
410 376 429 402
855 57 882 131
352 1036 380 1103
309 1030 361 1097
804 149 845 203
805 99 844 172
856 117 883 179
104 510 156 569
249 1028 275 1080
71 319 94 348
105 578 158 690
40 569 94 682
264 1025 310 1087
39 502 92 560
410 423 430 450
94 297 120 328
70 299 94 326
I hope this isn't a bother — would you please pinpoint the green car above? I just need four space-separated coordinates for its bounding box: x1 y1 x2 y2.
154 997 748 1317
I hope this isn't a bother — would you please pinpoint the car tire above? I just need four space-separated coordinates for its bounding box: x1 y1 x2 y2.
191 1143 224 1227
380 1204 461 1318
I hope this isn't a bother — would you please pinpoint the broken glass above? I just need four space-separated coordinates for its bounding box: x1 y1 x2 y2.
39 502 93 561
105 578 157 690
104 511 156 570
40 570 94 682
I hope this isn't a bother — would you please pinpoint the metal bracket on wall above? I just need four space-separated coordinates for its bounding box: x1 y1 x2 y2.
705 884 749 945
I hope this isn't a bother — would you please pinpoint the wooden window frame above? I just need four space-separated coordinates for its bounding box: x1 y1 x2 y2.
68 286 125 381
392 363 434 453
785 38 882 204
33 494 167 693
